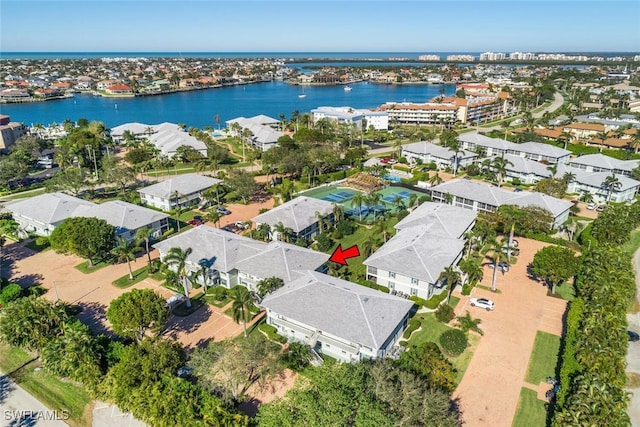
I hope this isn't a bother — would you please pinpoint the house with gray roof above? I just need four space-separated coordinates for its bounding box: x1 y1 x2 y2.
459 132 571 163
6 192 96 236
109 122 206 158
252 196 335 242
262 270 414 362
226 115 284 151
364 203 475 300
401 141 477 170
429 179 572 226
71 200 169 242
153 226 329 291
138 174 222 211
568 153 640 177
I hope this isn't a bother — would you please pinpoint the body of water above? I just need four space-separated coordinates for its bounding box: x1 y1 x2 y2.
0 81 456 129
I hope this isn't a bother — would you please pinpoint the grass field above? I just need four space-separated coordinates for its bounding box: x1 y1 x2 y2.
112 265 152 288
524 331 561 385
74 258 112 274
0 343 93 427
512 387 548 427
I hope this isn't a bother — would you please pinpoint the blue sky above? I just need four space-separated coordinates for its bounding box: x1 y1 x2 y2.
1 1 638 52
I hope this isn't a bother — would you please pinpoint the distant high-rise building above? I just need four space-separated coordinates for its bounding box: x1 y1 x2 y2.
446 54 475 61
418 54 441 61
479 52 506 61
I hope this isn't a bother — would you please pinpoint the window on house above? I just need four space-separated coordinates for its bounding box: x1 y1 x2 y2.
411 278 419 285
389 272 396 278
411 288 418 296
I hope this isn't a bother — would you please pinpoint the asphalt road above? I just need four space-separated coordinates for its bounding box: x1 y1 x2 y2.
0 371 68 427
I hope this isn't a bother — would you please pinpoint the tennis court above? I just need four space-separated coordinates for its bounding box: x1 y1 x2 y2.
320 190 355 203
381 189 413 204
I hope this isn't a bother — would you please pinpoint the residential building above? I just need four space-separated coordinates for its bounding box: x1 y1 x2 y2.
0 115 27 152
568 153 639 177
459 132 571 163
71 200 170 241
311 106 389 131
6 193 169 239
109 122 207 158
138 174 222 211
153 226 329 291
429 180 573 226
364 202 476 300
252 196 335 242
379 101 458 126
262 270 414 362
562 122 605 140
226 115 284 151
6 192 97 236
401 141 477 169
105 84 134 95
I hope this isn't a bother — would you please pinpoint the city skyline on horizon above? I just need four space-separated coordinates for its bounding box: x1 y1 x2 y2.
1 1 638 53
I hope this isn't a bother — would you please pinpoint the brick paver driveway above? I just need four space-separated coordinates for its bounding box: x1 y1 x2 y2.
453 238 567 427
1 241 246 348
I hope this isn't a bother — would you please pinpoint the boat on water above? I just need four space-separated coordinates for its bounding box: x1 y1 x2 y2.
344 85 352 92
298 94 306 98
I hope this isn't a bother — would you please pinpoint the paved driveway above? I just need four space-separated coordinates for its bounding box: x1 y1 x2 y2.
453 238 566 427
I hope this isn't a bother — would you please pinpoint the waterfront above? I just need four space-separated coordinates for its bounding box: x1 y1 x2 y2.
0 80 455 129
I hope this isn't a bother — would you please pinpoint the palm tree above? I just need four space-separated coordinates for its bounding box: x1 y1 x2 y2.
230 286 255 337
491 156 513 187
244 221 253 238
350 193 367 221
368 193 382 221
256 223 271 242
428 171 443 187
163 247 193 308
374 221 390 243
332 203 344 223
189 262 211 294
135 227 154 270
361 235 379 257
392 195 406 213
484 238 507 293
315 211 329 234
438 266 461 304
456 311 484 335
205 210 222 228
111 237 140 280
408 193 419 209
459 256 483 286
446 138 463 177
603 173 622 203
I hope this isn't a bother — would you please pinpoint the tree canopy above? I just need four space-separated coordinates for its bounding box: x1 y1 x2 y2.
531 245 580 294
49 217 115 265
106 289 170 342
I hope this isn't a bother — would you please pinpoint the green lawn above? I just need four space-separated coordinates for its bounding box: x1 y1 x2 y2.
112 265 151 288
0 343 92 427
525 331 561 385
203 293 231 308
553 283 575 301
74 258 112 274
512 387 548 427
622 228 640 258
452 334 481 384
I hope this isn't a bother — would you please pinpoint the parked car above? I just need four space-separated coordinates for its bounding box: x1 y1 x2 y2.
235 221 247 229
488 262 509 272
216 206 231 215
470 298 495 311
188 218 203 226
628 330 640 342
501 246 520 256
167 294 186 308
586 203 597 210
596 205 606 212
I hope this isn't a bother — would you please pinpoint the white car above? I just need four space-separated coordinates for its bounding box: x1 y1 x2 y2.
586 203 596 210
470 298 495 311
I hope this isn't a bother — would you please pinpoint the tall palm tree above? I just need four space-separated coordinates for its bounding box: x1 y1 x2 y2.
332 203 344 224
484 238 507 293
491 156 513 188
439 266 461 304
205 210 222 227
446 138 463 177
428 171 443 187
230 286 255 338
603 173 622 203
111 237 140 280
408 193 419 209
392 195 406 213
189 262 211 294
135 227 153 270
350 192 367 221
163 247 193 308
368 193 382 221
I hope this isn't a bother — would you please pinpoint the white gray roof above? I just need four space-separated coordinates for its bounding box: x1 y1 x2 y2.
395 202 477 238
430 180 573 218
459 132 512 150
235 241 329 282
110 122 153 137
153 226 266 273
262 270 414 349
364 227 465 284
148 129 207 156
568 153 640 173
503 154 553 177
71 200 168 234
227 115 280 127
6 192 96 225
556 164 640 191
515 141 571 159
252 196 334 233
402 141 477 160
138 174 221 199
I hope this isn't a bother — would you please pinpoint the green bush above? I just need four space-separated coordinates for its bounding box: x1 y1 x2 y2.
408 295 430 307
162 228 175 239
402 318 421 339
35 236 50 249
555 297 584 407
0 283 24 305
336 220 355 236
435 303 455 323
316 233 333 252
439 329 468 356
210 286 228 300
397 210 409 221
355 279 389 293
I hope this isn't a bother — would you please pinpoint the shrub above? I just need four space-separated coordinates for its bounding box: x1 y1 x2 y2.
396 209 409 221
259 323 287 344
162 228 175 239
332 229 343 240
211 286 228 300
408 295 430 307
336 220 355 236
439 329 468 356
435 303 455 323
316 233 333 252
402 318 421 339
35 236 50 249
0 283 24 305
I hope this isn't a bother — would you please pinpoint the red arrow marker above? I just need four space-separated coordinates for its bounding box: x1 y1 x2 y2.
329 244 360 266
